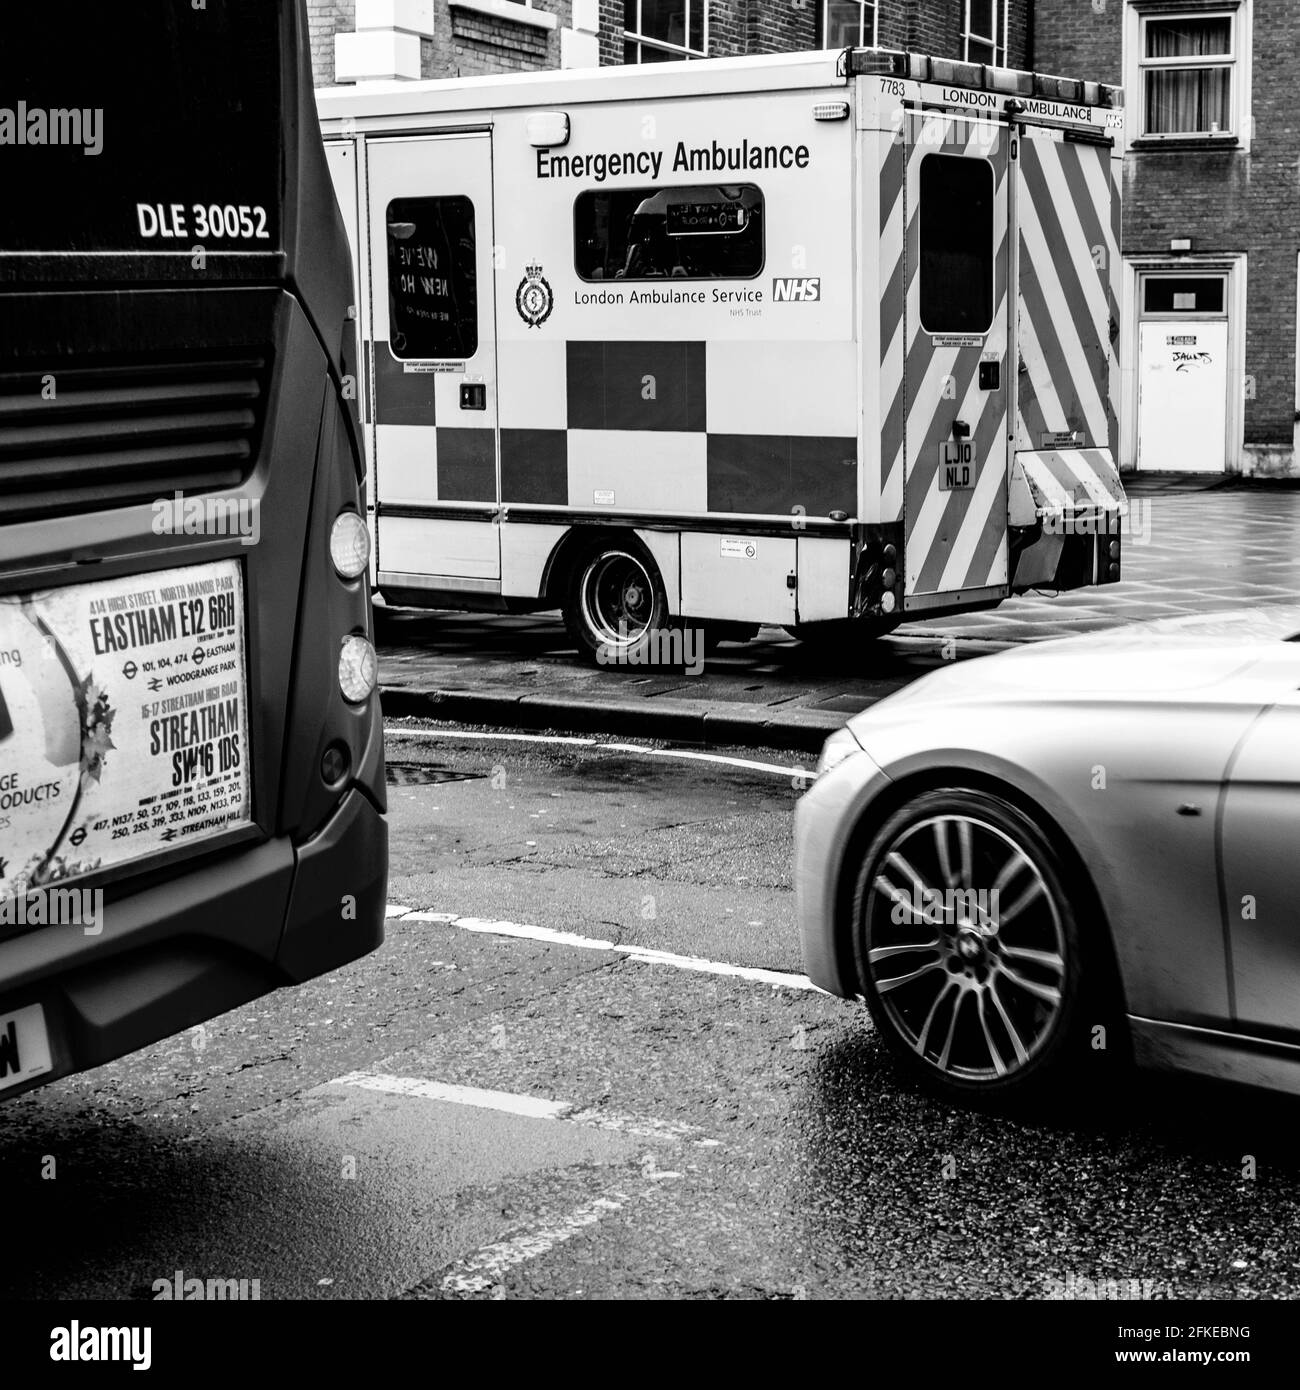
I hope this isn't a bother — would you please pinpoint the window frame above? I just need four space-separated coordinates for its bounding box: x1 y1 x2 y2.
819 0 877 50
383 194 479 362
572 184 767 284
1126 1 1250 147
623 0 708 63
916 151 996 337
962 0 1007 67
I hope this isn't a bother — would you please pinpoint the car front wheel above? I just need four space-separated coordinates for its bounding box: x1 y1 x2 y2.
850 788 1094 1101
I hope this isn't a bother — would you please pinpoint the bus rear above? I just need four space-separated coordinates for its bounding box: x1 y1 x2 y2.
0 1 387 1098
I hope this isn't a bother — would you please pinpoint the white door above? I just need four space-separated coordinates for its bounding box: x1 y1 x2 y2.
1136 319 1229 472
366 133 500 583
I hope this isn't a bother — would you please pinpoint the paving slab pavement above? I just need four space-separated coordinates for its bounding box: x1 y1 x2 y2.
377 484 1300 752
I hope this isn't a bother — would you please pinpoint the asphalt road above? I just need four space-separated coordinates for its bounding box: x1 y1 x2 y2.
3 723 1300 1300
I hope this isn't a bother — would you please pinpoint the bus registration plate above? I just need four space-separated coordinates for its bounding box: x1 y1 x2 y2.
0 1004 53 1095
938 442 975 491
0 560 252 903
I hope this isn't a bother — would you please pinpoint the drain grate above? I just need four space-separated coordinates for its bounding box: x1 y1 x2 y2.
386 762 486 787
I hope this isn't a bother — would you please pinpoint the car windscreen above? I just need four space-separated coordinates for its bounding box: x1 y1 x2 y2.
0 0 283 253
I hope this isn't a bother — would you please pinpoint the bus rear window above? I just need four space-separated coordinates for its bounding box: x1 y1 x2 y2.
575 185 764 281
918 155 994 335
0 1 282 252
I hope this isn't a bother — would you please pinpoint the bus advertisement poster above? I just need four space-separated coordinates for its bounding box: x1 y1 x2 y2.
0 560 251 900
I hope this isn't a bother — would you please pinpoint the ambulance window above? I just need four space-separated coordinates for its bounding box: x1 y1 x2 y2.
918 155 994 335
384 196 477 359
574 185 764 282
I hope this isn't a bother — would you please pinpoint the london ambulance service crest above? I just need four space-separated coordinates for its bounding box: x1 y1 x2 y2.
516 263 553 329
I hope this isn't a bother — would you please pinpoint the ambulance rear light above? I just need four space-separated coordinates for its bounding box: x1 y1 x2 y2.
987 67 1034 97
526 111 570 148
813 102 851 121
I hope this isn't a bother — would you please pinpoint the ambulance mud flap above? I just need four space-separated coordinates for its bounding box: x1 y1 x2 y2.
1008 448 1125 591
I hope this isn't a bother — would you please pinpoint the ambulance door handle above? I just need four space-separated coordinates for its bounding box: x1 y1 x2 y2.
952 420 971 439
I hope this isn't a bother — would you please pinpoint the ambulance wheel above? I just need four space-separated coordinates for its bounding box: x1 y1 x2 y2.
784 617 900 647
565 541 669 665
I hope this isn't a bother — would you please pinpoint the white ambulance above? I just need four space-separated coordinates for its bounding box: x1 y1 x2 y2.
317 47 1126 661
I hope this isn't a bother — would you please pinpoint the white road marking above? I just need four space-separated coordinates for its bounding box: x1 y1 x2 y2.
384 725 810 779
440 1194 628 1295
329 1070 717 1147
386 907 829 994
330 1072 570 1119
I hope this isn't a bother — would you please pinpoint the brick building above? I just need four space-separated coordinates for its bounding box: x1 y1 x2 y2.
313 0 1297 475
1033 0 1297 475
310 1 1031 87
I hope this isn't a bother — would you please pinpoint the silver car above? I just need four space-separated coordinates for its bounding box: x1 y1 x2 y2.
795 606 1300 1103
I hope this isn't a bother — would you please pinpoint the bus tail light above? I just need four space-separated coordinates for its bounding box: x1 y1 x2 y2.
339 634 378 703
330 510 370 579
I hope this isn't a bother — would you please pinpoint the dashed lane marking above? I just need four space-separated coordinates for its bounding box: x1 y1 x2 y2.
328 1071 717 1146
437 1193 627 1297
384 906 830 994
329 1072 570 1120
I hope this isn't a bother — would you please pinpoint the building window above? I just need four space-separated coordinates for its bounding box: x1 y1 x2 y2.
820 0 877 48
918 154 994 334
1141 274 1227 315
385 197 477 359
963 0 1005 66
575 186 764 281
1137 8 1239 138
624 0 706 62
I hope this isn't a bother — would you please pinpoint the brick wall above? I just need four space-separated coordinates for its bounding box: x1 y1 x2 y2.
309 0 570 85
1031 0 1121 81
599 0 624 62
308 0 356 86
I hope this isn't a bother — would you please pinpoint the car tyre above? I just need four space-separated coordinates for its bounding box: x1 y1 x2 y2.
850 787 1105 1104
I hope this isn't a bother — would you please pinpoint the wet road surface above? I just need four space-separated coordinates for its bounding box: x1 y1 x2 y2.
3 726 1300 1299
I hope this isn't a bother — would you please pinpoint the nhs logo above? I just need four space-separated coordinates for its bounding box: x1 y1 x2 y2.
772 277 821 302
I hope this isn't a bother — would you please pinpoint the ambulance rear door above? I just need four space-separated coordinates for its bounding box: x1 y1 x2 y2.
900 109 1011 607
1010 121 1123 513
366 132 501 587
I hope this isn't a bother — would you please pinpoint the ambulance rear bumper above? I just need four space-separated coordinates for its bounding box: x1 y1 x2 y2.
1008 448 1126 591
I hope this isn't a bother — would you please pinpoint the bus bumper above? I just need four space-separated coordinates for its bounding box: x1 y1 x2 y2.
0 790 387 1099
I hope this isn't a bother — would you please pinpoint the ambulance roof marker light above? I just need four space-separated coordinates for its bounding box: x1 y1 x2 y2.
1032 72 1086 105
526 111 570 148
987 66 1034 97
928 57 983 89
